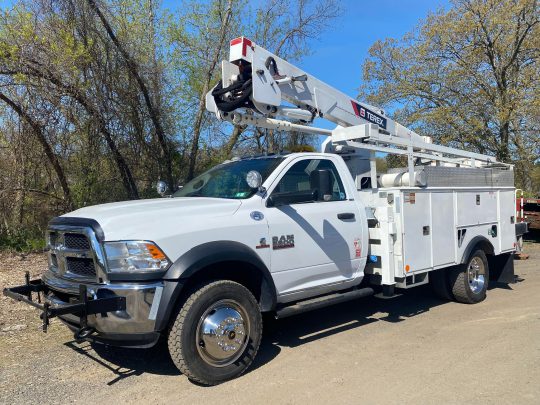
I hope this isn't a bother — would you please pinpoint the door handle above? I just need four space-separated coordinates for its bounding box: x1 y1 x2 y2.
337 212 355 220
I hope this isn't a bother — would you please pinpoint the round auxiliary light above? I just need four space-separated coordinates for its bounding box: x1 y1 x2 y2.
246 170 263 189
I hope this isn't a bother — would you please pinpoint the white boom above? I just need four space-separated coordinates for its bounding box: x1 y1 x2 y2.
206 36 498 169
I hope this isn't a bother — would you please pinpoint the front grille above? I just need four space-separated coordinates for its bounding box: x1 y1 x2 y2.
64 233 91 250
49 232 58 247
66 257 96 278
47 227 99 282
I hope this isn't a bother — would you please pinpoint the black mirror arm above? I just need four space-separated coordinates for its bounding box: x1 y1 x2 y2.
266 190 317 207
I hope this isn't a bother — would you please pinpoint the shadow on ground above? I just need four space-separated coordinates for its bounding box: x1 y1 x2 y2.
261 284 443 350
524 229 540 243
66 276 521 385
64 337 180 385
64 284 453 385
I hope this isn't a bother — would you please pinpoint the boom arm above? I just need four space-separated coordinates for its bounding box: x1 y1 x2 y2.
206 36 498 167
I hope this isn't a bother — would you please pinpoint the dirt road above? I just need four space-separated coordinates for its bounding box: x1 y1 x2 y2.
1 239 539 405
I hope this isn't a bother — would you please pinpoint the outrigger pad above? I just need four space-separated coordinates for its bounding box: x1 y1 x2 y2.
3 273 126 333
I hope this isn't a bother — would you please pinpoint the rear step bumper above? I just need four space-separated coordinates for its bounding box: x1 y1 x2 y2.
276 287 374 319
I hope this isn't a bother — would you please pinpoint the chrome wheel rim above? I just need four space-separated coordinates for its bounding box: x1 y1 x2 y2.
196 299 250 367
468 257 485 294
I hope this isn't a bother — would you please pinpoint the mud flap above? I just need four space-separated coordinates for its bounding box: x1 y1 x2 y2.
488 253 516 284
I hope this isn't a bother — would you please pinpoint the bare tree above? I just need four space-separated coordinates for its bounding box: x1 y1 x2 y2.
185 0 234 180
86 0 174 191
0 91 73 209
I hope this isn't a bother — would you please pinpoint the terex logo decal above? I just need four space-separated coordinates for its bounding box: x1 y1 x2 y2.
350 101 387 129
272 235 295 250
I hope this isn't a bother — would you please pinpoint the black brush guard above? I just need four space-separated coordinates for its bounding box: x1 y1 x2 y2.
3 272 126 338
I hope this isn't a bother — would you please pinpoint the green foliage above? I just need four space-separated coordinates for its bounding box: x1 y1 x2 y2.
361 0 540 192
0 229 46 252
375 157 387 173
0 0 340 249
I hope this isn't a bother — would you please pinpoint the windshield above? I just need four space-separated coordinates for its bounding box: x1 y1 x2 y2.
173 157 284 199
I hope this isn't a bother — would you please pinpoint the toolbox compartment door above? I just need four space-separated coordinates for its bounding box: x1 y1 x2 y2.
499 190 516 251
401 192 431 272
431 192 456 267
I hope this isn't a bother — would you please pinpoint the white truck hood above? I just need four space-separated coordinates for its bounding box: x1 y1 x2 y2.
64 197 242 242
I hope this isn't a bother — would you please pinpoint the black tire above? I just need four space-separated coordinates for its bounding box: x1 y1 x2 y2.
168 280 262 385
450 249 489 304
430 268 453 300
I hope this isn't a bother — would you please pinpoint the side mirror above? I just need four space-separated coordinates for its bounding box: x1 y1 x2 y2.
267 190 317 207
310 169 333 201
156 180 168 197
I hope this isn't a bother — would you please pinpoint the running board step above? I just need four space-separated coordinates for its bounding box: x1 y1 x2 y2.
275 287 374 319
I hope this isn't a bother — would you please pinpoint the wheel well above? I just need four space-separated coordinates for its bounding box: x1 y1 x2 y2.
463 238 503 281
174 260 275 314
471 240 494 256
463 241 515 283
462 237 494 264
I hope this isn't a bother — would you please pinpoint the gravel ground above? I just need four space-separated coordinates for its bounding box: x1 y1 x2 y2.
1 238 539 405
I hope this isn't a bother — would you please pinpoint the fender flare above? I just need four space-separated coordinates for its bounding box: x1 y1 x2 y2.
460 235 495 264
154 241 277 331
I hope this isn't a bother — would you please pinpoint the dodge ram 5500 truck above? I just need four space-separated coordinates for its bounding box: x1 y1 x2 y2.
4 37 521 385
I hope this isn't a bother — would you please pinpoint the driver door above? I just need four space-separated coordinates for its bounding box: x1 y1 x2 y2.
264 157 363 299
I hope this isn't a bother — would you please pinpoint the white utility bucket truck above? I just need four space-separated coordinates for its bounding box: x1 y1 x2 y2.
4 37 523 385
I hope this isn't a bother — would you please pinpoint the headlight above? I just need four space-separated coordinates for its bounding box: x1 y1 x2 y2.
104 241 171 273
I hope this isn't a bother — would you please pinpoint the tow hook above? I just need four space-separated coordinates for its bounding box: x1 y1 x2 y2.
74 326 95 340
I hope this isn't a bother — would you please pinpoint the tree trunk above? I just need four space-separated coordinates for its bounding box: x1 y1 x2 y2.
187 0 234 181
497 122 511 162
187 91 209 181
87 0 174 191
0 92 74 210
24 66 140 199
267 129 276 153
224 125 246 158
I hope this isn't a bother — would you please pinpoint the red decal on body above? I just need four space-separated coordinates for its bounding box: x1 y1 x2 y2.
350 100 360 116
354 239 361 258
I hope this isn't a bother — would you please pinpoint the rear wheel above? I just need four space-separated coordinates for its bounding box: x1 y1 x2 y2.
168 280 262 385
450 249 489 304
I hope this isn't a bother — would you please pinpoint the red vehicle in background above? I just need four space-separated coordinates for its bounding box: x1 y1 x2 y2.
517 193 540 231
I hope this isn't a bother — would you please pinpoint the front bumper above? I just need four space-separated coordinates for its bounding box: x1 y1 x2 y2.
4 270 165 348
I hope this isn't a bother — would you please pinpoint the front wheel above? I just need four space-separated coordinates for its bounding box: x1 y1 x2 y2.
168 280 262 385
450 249 489 304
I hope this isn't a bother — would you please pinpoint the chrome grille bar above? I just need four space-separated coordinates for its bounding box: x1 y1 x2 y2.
47 225 107 284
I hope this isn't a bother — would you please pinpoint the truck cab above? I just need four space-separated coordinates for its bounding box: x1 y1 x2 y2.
3 152 367 384
42 152 367 337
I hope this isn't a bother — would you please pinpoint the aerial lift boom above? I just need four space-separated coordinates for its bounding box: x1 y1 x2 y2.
206 36 499 177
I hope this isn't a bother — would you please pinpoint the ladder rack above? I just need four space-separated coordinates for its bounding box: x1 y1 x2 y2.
225 111 508 188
